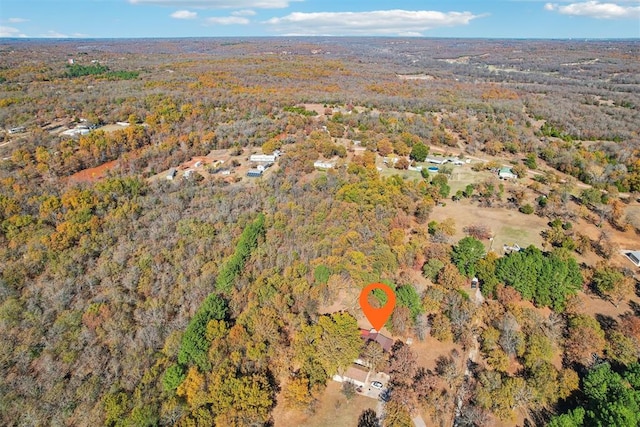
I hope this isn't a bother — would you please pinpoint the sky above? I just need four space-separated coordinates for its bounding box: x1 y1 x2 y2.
0 0 639 39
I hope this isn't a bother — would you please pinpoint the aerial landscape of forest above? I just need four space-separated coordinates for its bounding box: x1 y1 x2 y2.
0 34 639 427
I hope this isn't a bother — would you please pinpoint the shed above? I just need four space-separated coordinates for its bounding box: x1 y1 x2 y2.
247 169 263 178
498 167 518 180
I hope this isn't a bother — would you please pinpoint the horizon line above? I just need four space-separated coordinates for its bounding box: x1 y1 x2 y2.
1 36 639 41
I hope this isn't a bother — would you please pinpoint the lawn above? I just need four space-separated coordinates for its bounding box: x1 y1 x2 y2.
430 199 547 253
273 381 378 427
304 382 378 427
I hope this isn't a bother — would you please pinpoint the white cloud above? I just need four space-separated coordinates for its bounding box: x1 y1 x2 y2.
0 25 27 37
232 9 257 16
544 1 640 18
264 10 483 36
171 10 198 19
130 0 297 8
42 30 69 38
8 18 29 23
206 16 251 25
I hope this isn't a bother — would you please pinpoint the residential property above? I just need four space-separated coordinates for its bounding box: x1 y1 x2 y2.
332 363 370 389
625 250 640 267
166 168 177 180
61 127 90 137
425 157 446 165
360 329 394 353
498 167 518 180
383 156 399 165
247 169 263 178
314 160 335 169
8 126 26 135
250 154 277 163
503 243 521 253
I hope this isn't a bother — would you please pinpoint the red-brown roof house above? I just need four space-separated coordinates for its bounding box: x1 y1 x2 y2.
360 328 394 353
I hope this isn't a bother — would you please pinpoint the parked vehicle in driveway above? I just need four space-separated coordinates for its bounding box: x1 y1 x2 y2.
371 381 383 389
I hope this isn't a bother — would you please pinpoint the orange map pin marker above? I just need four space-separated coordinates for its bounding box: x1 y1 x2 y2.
359 283 396 332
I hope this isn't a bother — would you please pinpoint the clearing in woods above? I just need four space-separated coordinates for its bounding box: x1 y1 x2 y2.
272 381 377 427
429 199 548 252
68 159 119 183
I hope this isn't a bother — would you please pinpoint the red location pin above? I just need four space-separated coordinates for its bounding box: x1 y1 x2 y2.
359 283 396 332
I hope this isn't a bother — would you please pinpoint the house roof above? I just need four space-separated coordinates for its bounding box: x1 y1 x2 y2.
626 251 640 266
499 167 517 178
360 329 394 352
426 157 445 164
343 364 369 383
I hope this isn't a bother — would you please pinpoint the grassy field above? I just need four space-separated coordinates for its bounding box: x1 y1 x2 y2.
273 381 378 427
447 167 494 193
304 382 378 427
430 200 547 253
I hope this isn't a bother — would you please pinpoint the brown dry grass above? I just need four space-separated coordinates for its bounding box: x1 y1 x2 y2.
429 199 548 253
272 381 377 427
68 159 118 183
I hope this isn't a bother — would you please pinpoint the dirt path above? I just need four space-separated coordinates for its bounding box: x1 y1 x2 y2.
68 159 119 183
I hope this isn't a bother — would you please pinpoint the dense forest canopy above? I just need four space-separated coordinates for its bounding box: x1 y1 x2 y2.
0 38 639 427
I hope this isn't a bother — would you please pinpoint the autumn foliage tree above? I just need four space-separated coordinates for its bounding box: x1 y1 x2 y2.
564 314 606 367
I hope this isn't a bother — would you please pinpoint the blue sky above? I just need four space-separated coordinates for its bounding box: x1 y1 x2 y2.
1 0 639 38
